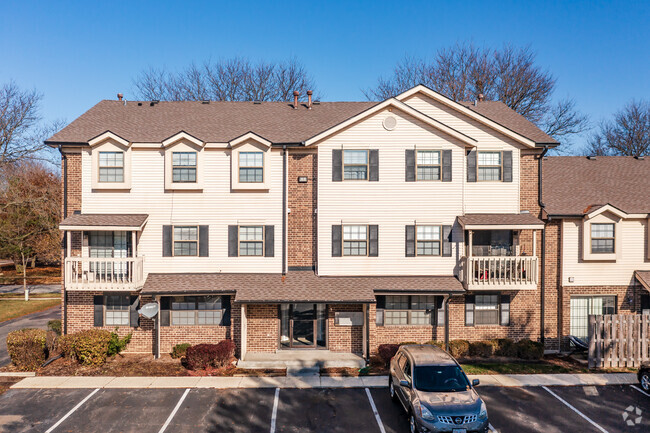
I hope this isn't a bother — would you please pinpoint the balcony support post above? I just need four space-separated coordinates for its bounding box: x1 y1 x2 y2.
66 231 71 258
468 230 473 258
132 231 137 258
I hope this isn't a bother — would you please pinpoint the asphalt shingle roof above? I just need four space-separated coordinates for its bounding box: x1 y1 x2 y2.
458 213 544 227
59 213 148 228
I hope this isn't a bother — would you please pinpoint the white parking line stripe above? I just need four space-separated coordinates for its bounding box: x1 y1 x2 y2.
269 387 280 433
489 423 498 432
542 386 609 433
631 385 650 397
365 387 386 433
158 388 190 433
45 388 100 433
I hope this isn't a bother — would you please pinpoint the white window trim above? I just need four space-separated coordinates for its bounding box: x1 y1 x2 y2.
164 140 204 191
342 224 369 257
231 138 271 191
415 224 442 257
170 296 225 327
477 150 503 183
238 225 265 257
416 150 441 182
342 149 369 181
582 212 621 261
172 225 199 257
91 140 131 190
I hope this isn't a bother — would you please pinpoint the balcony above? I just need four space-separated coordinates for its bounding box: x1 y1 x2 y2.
461 255 538 290
64 257 145 291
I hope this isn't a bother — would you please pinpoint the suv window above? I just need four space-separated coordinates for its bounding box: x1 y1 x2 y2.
414 365 470 392
403 358 412 380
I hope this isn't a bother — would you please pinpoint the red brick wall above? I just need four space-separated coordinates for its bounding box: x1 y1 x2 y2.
543 220 562 350
246 304 279 352
520 150 541 216
159 326 228 354
287 150 317 268
327 304 363 354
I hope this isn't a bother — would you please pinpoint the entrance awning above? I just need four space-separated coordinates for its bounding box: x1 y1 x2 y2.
636 271 650 291
59 213 148 231
457 213 544 230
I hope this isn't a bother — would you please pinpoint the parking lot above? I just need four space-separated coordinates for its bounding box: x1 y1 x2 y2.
0 383 648 433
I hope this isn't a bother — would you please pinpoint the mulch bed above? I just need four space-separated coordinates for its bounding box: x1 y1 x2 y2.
0 377 22 395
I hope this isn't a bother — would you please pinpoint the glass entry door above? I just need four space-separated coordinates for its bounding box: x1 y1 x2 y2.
280 304 326 349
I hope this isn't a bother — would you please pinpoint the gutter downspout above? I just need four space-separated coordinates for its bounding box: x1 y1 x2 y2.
537 146 549 346
58 145 68 335
282 145 287 275
443 295 450 352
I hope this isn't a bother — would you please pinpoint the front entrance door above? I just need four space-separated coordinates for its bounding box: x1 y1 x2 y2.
280 303 326 349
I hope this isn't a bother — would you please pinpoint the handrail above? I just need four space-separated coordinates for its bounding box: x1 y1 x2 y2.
462 255 538 287
64 256 144 290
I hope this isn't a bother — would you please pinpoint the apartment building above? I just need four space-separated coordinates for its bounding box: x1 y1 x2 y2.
47 84 647 360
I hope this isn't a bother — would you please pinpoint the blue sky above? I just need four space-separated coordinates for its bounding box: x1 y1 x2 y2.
1 0 649 152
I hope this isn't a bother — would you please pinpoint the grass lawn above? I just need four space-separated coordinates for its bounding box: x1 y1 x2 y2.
460 362 586 375
0 298 60 322
0 293 60 299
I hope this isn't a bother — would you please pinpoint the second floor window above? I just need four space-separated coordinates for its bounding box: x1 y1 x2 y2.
239 152 264 183
591 223 615 254
239 226 264 256
98 151 124 183
417 225 441 256
343 225 367 256
417 150 441 181
173 226 198 256
172 152 197 183
477 151 502 181
343 150 368 180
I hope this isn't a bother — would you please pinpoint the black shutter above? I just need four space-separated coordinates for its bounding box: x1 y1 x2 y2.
465 295 475 326
368 225 379 257
228 225 238 257
442 149 452 182
264 225 275 257
332 149 342 182
129 295 140 328
376 295 385 326
467 150 477 182
641 294 650 313
503 151 513 182
221 295 231 326
500 294 511 326
405 149 416 182
93 295 104 327
332 225 342 257
436 297 445 326
442 225 452 257
369 150 379 181
162 225 173 257
199 225 209 257
160 297 170 327
405 225 416 257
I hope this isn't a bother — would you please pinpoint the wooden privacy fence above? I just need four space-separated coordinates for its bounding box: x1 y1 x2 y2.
588 314 650 368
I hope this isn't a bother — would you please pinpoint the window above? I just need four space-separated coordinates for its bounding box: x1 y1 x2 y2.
98 152 124 183
171 296 224 326
343 150 368 180
105 295 129 326
239 226 264 256
173 226 198 256
591 223 615 254
343 225 367 256
570 296 616 340
384 295 435 326
239 152 264 183
475 294 499 325
88 231 129 277
416 150 441 181
477 151 502 181
172 152 197 183
416 225 441 256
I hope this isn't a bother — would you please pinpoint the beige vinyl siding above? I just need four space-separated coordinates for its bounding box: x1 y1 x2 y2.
317 108 464 276
562 218 648 286
81 147 283 275
403 94 522 214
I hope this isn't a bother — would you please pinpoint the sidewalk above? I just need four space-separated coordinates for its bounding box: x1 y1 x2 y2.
9 372 638 389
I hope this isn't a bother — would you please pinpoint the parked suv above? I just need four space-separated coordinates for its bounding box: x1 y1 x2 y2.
389 345 489 433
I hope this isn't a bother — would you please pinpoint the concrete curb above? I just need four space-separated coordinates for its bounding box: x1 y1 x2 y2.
9 372 639 389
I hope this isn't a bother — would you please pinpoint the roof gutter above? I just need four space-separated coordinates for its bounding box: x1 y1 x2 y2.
537 145 549 346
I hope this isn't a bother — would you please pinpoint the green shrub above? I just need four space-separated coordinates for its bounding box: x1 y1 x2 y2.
70 329 112 365
107 331 132 357
469 340 497 358
6 328 48 371
45 330 58 355
56 334 76 358
448 340 470 358
494 338 517 357
171 343 191 359
398 341 419 346
515 339 544 360
424 340 444 349
47 320 62 336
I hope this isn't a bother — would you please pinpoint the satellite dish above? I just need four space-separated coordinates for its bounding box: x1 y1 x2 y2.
138 302 159 319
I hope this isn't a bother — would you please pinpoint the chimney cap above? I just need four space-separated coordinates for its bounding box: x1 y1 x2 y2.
307 90 313 95
293 91 300 96
117 93 123 101
478 93 485 102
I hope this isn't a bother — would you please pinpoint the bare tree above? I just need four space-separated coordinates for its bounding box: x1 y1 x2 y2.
133 58 317 102
586 100 650 157
365 43 589 144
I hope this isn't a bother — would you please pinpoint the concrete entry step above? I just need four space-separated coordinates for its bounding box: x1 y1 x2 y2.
238 350 365 371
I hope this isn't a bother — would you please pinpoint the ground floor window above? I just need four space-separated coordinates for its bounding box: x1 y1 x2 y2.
376 295 438 326
465 294 510 326
105 294 130 326
170 296 225 326
279 303 327 349
570 296 616 340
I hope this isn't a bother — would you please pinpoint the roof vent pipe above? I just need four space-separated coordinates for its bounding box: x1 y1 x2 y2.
478 94 485 102
307 90 313 109
117 93 123 101
293 91 299 109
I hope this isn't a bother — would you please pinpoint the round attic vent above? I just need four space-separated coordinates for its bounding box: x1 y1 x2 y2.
383 115 397 131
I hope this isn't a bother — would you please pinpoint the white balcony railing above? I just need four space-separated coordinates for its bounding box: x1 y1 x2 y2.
64 257 144 291
461 256 538 290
